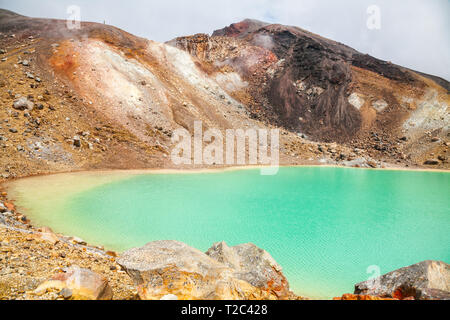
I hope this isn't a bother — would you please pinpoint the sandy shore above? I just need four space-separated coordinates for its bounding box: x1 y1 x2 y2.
3 163 449 187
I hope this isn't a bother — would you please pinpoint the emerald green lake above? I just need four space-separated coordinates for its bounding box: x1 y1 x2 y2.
8 167 450 299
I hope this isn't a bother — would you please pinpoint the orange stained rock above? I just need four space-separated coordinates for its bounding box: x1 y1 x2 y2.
106 251 117 257
334 294 398 300
48 41 79 79
4 202 15 212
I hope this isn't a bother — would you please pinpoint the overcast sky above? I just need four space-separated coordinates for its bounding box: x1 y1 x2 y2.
1 0 449 80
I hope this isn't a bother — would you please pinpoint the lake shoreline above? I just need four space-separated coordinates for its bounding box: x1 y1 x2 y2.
3 163 449 187
1 165 449 300
3 166 449 300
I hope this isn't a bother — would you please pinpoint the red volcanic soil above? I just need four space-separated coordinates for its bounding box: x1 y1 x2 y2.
212 19 270 38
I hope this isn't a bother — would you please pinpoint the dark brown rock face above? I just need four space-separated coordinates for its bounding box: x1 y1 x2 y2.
354 260 450 300
266 27 360 141
255 24 424 142
168 19 449 167
209 20 435 143
351 53 416 82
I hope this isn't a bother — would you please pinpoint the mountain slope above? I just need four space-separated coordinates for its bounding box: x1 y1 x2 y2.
171 20 449 165
0 10 448 180
0 10 280 179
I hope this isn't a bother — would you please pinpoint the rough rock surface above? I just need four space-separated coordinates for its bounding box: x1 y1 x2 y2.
206 241 290 298
13 97 34 111
35 266 113 300
333 294 397 300
354 260 450 300
117 240 298 300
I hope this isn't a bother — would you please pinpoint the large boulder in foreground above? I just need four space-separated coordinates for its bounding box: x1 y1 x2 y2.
354 260 450 300
35 266 113 300
206 241 291 299
117 240 231 300
117 240 296 300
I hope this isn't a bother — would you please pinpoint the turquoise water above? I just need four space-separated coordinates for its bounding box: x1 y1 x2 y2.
11 167 450 298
